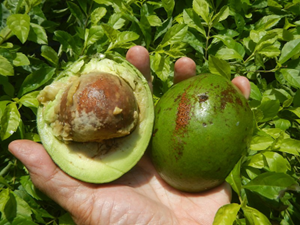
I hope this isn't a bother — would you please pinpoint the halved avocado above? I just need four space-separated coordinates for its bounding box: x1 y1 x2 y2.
37 54 154 183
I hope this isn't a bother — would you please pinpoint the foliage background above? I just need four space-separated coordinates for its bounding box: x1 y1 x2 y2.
1 0 300 224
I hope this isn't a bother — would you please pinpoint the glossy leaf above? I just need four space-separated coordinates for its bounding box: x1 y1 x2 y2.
183 8 206 36
281 69 300 89
6 14 30 43
41 46 59 66
250 82 262 101
243 206 272 225
279 39 300 64
257 98 280 122
158 24 188 49
193 0 210 24
255 15 282 30
91 7 107 24
278 138 300 155
212 6 229 26
28 23 48 45
250 135 274 151
0 102 21 140
13 53 30 67
226 158 242 196
213 203 240 225
18 66 56 96
0 55 14 76
162 0 175 17
262 151 291 173
208 55 231 79
67 1 86 27
243 172 298 200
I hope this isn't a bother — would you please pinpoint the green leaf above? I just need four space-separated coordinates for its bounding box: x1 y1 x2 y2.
3 190 17 222
85 26 104 49
257 98 280 122
19 91 40 109
67 1 86 27
278 138 300 155
215 48 243 60
28 23 48 45
243 172 298 200
208 55 231 79
158 24 188 49
262 151 290 173
54 31 82 57
254 32 278 52
0 55 14 76
154 17 173 42
0 101 10 120
257 45 280 58
18 65 56 96
213 35 245 57
250 135 274 151
281 69 300 89
213 203 240 225
151 53 171 82
13 53 30 67
279 39 300 64
59 212 76 225
20 175 43 200
183 8 206 36
243 206 272 225
255 15 282 30
247 153 266 169
0 102 21 141
162 0 175 17
273 118 291 131
250 82 262 101
193 0 210 24
212 6 229 26
184 31 204 55
91 7 107 24
147 15 162 27
6 14 30 44
107 31 139 51
226 158 242 196
41 45 59 67
0 76 15 97
101 24 119 42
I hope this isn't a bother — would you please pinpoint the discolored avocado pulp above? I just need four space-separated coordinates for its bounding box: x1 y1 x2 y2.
151 74 253 192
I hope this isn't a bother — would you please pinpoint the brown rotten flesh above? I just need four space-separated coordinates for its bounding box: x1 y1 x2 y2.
52 72 139 142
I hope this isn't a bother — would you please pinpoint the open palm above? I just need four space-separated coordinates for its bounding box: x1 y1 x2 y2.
9 46 250 225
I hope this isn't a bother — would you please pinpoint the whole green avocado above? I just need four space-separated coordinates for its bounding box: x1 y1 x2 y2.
151 73 253 192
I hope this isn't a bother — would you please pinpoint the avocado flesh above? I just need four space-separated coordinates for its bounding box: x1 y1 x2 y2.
151 74 253 192
37 54 154 183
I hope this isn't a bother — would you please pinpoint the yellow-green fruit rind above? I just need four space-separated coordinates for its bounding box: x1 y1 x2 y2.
37 54 154 183
151 74 253 192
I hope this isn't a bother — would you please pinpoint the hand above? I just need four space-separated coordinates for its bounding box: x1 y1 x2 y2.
9 46 250 225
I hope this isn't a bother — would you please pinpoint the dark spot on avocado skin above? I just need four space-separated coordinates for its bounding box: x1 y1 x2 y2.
220 85 245 111
172 85 193 160
198 94 208 103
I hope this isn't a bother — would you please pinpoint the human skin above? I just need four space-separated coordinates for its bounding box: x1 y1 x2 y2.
9 46 250 225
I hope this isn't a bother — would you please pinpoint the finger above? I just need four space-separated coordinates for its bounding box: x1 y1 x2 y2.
126 46 152 91
8 140 84 210
231 76 251 100
174 57 196 84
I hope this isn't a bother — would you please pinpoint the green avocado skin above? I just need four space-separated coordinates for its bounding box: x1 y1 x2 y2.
151 74 253 192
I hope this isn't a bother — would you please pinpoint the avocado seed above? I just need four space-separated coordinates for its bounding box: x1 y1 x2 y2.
54 72 139 142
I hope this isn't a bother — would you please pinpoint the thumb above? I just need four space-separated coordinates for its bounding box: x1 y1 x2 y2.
8 140 82 209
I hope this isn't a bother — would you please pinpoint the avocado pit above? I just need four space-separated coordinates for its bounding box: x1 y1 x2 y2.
53 72 139 143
